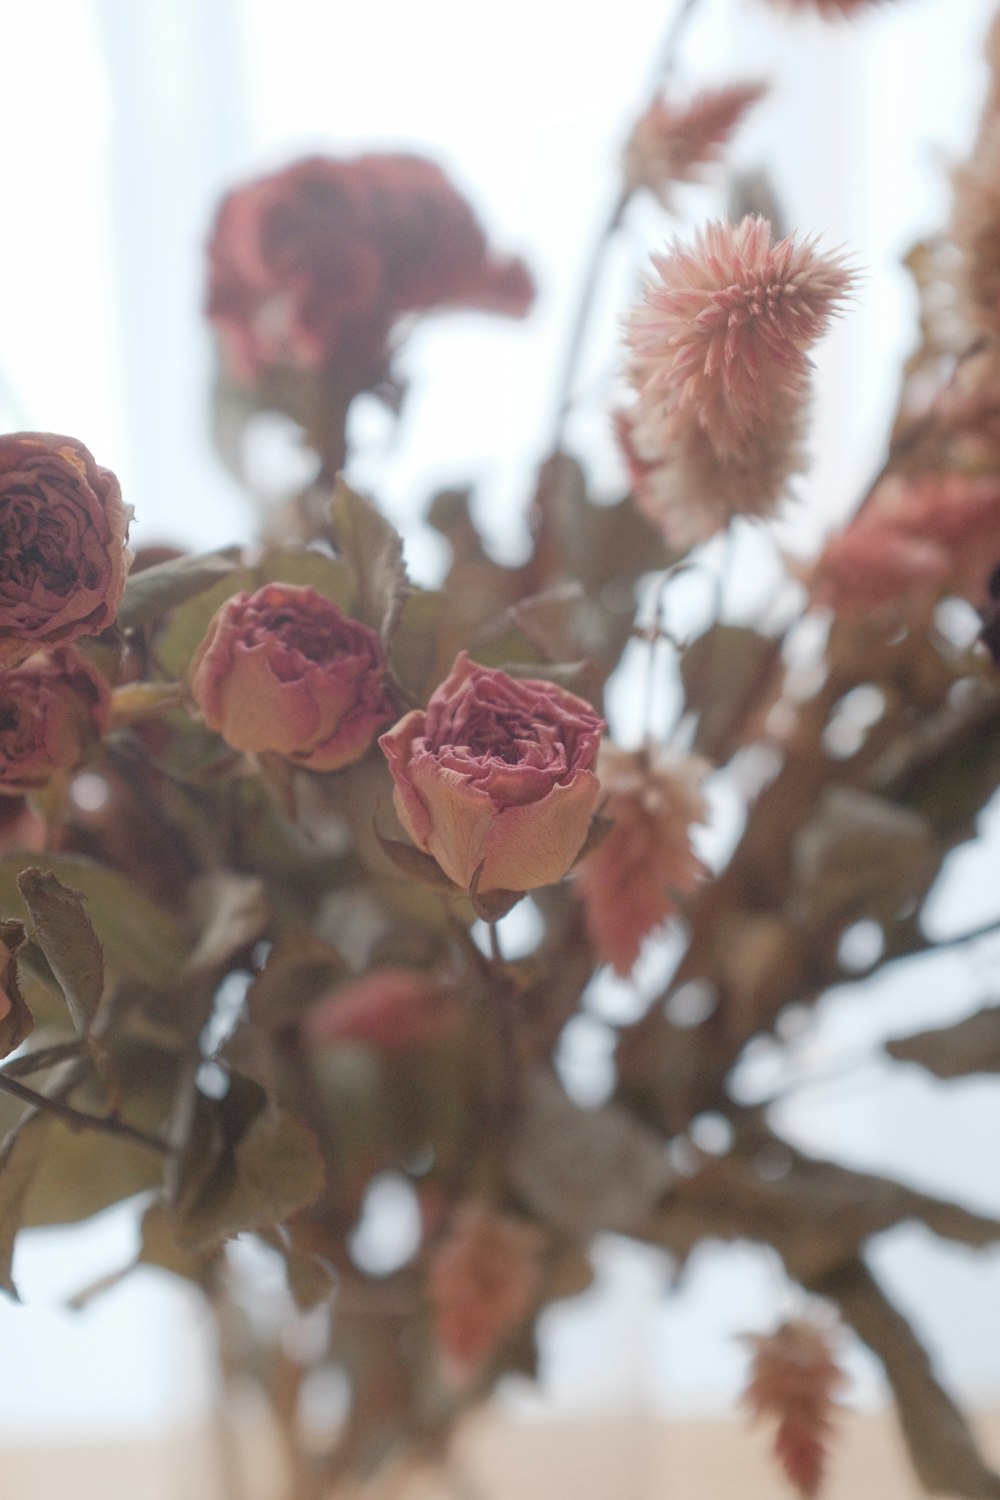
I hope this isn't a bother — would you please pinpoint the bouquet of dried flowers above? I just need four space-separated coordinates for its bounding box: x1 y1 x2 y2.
3 2 1000 1496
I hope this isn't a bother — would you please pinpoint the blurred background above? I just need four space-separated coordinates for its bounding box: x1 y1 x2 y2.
2 0 1000 1485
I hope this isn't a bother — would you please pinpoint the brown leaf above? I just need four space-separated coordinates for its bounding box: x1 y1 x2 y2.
16 869 104 1036
507 1069 672 1238
886 1007 1000 1078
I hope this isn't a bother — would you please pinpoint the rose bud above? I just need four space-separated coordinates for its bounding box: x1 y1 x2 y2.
379 652 604 894
189 582 392 772
303 967 462 1051
0 433 132 667
0 648 111 796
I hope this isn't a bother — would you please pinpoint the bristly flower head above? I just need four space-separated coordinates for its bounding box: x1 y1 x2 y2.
623 83 767 205
622 216 857 544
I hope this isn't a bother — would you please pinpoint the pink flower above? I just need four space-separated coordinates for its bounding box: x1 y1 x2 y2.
379 653 604 894
0 434 132 668
303 967 462 1050
623 83 767 204
427 1204 545 1384
623 217 856 543
190 583 392 772
0 647 111 795
575 744 708 975
206 154 534 389
812 473 1000 612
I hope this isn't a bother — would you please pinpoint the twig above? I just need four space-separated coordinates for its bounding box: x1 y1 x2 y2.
0 1040 85 1080
0 1071 174 1156
546 0 707 455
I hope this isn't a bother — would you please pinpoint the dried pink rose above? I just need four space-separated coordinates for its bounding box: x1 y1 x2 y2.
0 434 132 667
190 583 392 772
0 648 111 796
575 744 708 976
427 1204 545 1384
303 967 462 1050
623 217 856 544
623 83 767 204
379 652 604 894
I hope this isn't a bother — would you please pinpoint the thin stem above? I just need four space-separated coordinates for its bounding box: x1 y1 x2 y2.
0 1071 173 1156
0 1040 85 1080
489 921 504 970
546 0 707 456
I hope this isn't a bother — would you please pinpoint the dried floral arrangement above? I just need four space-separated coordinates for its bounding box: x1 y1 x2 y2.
3 1 1000 1496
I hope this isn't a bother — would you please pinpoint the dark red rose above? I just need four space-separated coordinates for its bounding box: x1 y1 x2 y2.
0 434 131 667
205 154 534 388
0 647 111 795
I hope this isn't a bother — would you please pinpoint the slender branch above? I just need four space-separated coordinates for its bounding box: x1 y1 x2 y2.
0 1040 85 1080
0 1071 173 1156
546 0 707 455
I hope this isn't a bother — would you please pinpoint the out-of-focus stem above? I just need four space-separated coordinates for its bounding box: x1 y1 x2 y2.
546 0 706 456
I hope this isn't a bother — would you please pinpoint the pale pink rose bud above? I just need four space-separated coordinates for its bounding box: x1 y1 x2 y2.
575 743 709 976
427 1204 545 1384
189 582 392 772
623 83 767 204
0 647 111 795
0 434 132 668
379 652 604 894
303 967 462 1050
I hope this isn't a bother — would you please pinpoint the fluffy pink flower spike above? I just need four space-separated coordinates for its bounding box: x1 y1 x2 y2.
628 216 856 452
623 83 768 203
623 216 857 542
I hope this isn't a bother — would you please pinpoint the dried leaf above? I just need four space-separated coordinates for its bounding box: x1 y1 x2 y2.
680 625 778 760
16 869 104 1036
182 872 269 978
508 583 587 662
329 476 409 643
118 549 243 630
791 786 938 931
374 825 456 892
173 1082 326 1255
0 919 34 1060
507 1069 672 1238
0 856 184 990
